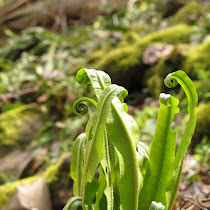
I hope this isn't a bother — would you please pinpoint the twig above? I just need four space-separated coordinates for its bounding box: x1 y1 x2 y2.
0 84 40 103
180 199 205 210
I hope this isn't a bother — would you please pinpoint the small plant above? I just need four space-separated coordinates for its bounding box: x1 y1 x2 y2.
63 69 197 210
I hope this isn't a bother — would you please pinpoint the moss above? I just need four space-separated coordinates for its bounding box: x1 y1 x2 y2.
188 102 210 151
0 104 44 158
97 24 193 71
0 104 41 145
136 24 194 46
183 39 210 78
43 153 70 184
0 153 70 207
0 106 32 145
147 75 162 97
173 1 202 23
193 80 210 102
147 44 189 97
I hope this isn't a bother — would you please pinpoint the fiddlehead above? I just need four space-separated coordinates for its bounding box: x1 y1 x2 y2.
164 70 198 112
164 74 178 88
73 97 97 116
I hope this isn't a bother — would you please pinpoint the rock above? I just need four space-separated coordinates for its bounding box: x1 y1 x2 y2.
16 147 48 179
0 147 33 177
8 178 51 210
142 44 174 65
0 144 48 179
0 153 72 209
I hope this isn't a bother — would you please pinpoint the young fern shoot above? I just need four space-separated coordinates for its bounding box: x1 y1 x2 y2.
63 69 197 210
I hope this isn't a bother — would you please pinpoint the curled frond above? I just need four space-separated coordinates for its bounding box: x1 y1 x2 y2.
164 73 178 88
73 97 97 116
164 70 198 112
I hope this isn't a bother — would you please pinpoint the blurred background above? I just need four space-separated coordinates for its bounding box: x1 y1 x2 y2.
0 0 209 209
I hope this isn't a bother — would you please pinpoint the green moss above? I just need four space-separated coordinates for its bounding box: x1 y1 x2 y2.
147 45 189 97
136 24 194 46
0 104 41 145
97 24 193 72
189 102 210 151
147 75 162 97
0 104 44 157
183 39 210 77
43 152 70 184
96 45 140 72
0 153 70 207
87 24 193 91
173 1 202 23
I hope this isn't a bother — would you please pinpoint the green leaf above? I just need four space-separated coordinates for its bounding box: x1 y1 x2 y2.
94 166 107 210
138 94 179 210
71 133 86 196
164 70 198 209
85 178 99 209
82 84 127 207
106 97 140 210
165 157 184 210
100 128 114 210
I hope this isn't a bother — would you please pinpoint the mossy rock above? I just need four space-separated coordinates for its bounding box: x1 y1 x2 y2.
183 38 210 78
147 38 210 97
193 80 210 102
78 24 194 92
0 153 71 209
189 102 210 151
146 44 189 97
97 24 193 70
147 75 162 97
0 104 44 157
173 1 202 24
